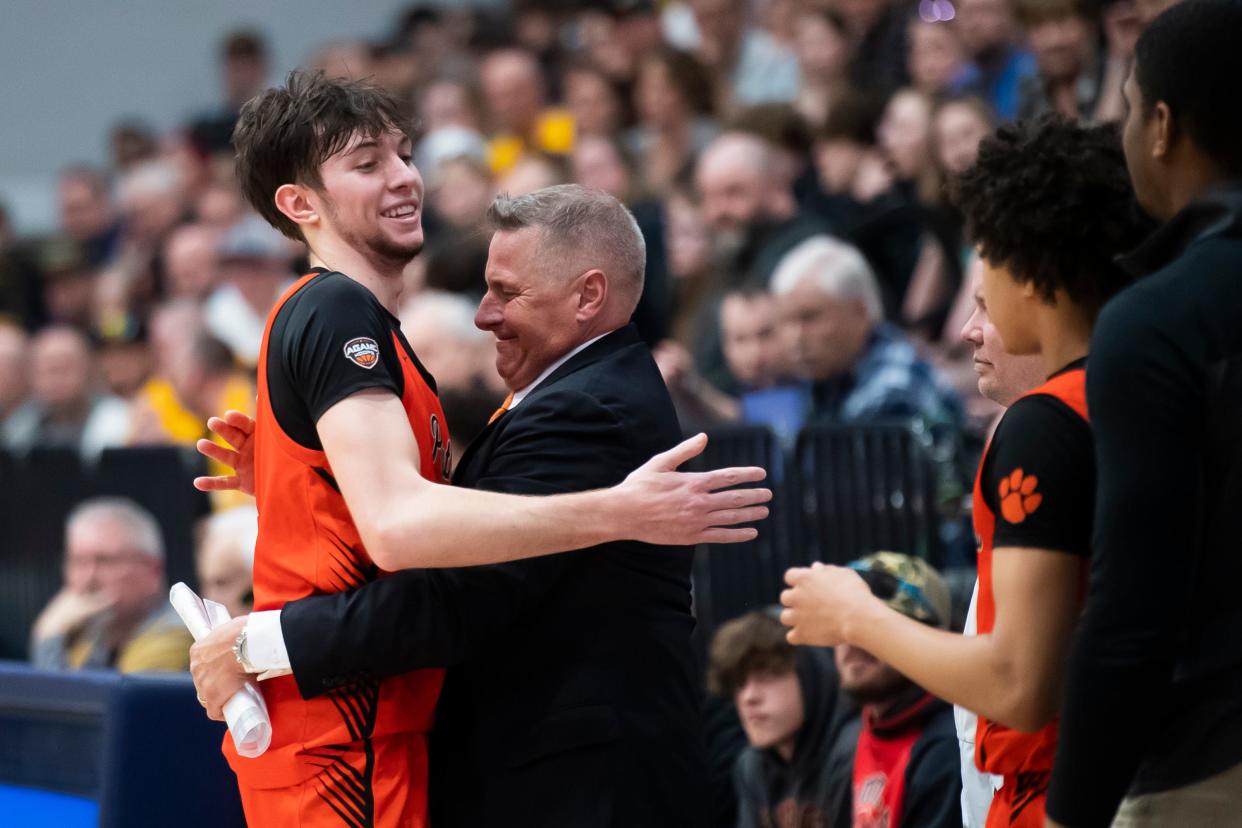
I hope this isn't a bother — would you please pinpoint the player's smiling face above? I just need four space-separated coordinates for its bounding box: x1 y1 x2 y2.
313 129 425 265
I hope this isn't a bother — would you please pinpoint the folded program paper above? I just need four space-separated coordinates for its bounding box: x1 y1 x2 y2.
170 582 272 758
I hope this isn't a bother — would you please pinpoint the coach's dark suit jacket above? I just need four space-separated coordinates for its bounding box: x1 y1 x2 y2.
280 324 709 827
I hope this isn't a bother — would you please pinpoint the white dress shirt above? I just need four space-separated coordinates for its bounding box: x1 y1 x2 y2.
955 581 1004 826
242 328 621 675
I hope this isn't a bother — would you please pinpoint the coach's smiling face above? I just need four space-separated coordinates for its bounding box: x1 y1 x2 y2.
475 226 608 392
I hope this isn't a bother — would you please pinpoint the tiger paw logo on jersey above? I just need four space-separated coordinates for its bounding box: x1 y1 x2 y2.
343 337 380 369
999 468 1042 523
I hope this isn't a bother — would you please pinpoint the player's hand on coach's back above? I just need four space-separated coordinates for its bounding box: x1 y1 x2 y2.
616 432 771 545
194 410 257 496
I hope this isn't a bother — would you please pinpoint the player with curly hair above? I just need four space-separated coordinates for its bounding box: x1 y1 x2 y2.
778 114 1150 827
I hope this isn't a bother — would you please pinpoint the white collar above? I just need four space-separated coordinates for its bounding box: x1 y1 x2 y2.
509 329 617 409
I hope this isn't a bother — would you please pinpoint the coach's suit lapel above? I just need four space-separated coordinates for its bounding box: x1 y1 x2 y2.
452 325 642 485
525 324 641 401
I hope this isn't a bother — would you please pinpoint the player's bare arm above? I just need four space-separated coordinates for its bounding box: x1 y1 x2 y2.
780 546 1080 732
196 393 771 570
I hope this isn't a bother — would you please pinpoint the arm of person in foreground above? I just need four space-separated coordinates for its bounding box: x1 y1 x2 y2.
1046 300 1202 827
277 386 660 697
780 548 1080 732
191 388 740 713
197 389 770 571
783 390 1089 731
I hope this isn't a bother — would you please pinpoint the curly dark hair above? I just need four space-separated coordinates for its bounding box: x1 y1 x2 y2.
953 115 1148 322
233 70 408 241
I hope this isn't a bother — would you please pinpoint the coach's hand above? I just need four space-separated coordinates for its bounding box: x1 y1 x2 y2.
190 615 250 721
617 433 772 546
194 410 257 496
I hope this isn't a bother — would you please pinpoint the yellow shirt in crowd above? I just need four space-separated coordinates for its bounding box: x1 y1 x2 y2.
135 375 256 511
487 107 575 175
65 604 193 673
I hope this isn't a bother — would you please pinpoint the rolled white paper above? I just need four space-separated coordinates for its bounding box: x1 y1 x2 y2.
170 582 272 758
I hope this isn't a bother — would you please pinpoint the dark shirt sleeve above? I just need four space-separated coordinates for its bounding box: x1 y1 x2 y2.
280 387 635 697
1047 295 1203 826
702 694 746 828
271 275 403 448
981 394 1094 557
901 718 964 828
732 751 763 828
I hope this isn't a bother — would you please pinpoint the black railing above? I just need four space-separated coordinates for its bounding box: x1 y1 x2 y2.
0 447 210 660
0 427 947 659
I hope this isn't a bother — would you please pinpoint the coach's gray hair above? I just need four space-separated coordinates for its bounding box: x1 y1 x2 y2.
67 497 165 561
770 235 883 323
487 184 646 310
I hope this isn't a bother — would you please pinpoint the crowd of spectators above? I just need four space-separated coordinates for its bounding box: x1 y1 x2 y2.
0 0 1194 823
0 0 1153 474
711 553 961 827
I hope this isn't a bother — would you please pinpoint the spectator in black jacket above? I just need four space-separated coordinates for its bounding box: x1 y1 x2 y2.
708 609 857 828
716 554 961 828
1048 1 1242 825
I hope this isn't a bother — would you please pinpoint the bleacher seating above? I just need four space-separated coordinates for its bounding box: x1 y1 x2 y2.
98 671 247 827
793 423 942 568
0 427 945 663
0 447 210 660
95 446 211 588
689 425 802 639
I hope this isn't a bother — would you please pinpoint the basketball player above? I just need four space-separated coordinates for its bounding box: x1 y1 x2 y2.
779 116 1149 826
201 70 770 828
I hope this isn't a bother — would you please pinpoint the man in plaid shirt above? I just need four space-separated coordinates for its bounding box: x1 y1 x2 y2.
770 235 963 448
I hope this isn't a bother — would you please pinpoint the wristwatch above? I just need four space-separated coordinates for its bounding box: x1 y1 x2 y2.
232 625 259 674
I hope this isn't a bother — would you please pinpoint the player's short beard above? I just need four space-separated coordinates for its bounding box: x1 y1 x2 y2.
365 232 424 266
341 227 423 272
322 195 424 268
840 667 914 706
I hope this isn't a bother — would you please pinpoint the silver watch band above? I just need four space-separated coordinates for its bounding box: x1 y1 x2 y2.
232 626 258 674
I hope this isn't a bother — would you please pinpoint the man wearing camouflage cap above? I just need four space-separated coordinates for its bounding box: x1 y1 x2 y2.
833 552 961 828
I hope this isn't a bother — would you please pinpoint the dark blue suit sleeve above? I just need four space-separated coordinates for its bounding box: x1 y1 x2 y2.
280 388 634 699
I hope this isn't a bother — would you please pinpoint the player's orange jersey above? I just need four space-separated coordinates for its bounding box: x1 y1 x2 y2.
972 364 1091 827
225 269 450 826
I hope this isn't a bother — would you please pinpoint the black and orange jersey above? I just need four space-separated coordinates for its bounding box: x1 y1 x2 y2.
225 269 449 820
971 359 1092 826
